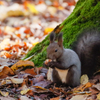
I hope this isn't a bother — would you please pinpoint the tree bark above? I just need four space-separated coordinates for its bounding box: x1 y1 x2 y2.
23 0 100 67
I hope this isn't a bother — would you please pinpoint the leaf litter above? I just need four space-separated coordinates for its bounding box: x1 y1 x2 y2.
0 0 100 100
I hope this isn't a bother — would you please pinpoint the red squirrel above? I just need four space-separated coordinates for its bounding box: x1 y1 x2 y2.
44 32 81 87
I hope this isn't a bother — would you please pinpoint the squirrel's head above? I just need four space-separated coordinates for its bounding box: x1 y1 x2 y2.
47 32 63 61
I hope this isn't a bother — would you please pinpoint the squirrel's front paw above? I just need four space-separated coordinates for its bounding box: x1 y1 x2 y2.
47 62 55 68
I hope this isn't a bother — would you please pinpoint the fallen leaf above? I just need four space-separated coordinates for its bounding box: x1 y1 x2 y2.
11 60 34 72
31 86 49 93
75 82 94 91
24 68 37 75
7 10 24 17
0 96 15 100
27 90 34 96
0 91 9 97
89 87 99 95
92 83 100 91
50 97 60 100
0 66 14 79
10 77 24 84
80 74 89 85
97 93 100 100
26 3 38 14
70 95 88 100
20 96 32 100
20 85 30 95
34 80 52 88
33 74 44 84
53 24 63 34
44 28 54 35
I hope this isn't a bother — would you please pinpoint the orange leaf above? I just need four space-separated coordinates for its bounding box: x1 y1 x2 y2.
0 1 3 5
53 1 59 7
24 28 30 34
4 47 11 51
0 66 14 79
27 90 34 96
4 52 12 58
38 0 44 4
76 82 94 91
24 68 37 75
15 27 21 30
50 97 60 100
16 34 21 38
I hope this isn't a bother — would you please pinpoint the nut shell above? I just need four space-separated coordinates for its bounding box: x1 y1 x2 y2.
45 59 52 65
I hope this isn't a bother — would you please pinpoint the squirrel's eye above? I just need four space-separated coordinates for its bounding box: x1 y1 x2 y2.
55 49 58 52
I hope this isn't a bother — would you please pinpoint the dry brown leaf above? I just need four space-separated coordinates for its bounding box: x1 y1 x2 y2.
0 66 14 79
27 90 34 96
31 86 49 93
0 79 12 86
53 24 63 34
24 68 36 75
0 96 15 100
70 95 88 100
92 83 100 91
89 87 99 95
11 60 34 72
50 97 60 100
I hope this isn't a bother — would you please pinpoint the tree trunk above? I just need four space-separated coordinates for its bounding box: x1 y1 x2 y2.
23 0 100 67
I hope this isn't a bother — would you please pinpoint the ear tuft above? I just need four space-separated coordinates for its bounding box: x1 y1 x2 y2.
50 32 55 43
58 32 63 48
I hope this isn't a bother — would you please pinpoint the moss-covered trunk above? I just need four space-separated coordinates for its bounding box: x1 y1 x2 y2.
23 0 100 67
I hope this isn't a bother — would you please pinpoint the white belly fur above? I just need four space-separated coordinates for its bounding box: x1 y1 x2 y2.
55 67 69 83
47 67 69 83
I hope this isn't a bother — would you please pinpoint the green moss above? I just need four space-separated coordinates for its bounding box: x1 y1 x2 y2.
24 0 100 67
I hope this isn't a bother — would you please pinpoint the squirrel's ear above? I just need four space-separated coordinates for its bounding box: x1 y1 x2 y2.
50 32 55 43
58 32 63 48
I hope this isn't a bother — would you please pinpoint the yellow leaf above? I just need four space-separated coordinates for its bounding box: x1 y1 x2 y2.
7 10 24 17
20 85 30 95
80 74 89 85
97 93 100 99
32 42 39 46
33 86 47 90
11 60 34 72
26 3 38 14
0 91 9 96
44 28 54 35
20 89 30 95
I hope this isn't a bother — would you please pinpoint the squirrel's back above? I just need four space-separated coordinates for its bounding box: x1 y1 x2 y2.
73 29 100 77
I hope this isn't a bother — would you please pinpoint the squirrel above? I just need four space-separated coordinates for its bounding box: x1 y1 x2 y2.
44 29 100 87
44 31 81 87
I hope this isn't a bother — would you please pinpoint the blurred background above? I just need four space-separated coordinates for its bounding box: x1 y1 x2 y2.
0 0 77 59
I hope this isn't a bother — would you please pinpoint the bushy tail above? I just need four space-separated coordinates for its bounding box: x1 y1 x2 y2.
73 29 100 77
